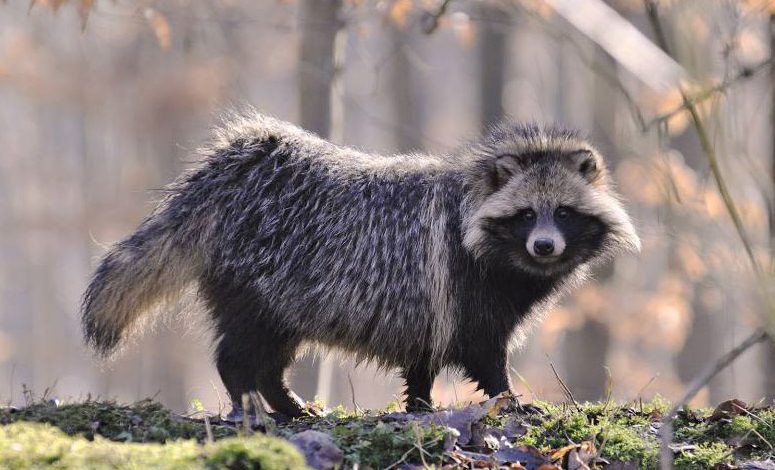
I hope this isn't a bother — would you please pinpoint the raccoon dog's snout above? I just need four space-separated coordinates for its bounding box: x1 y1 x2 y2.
526 225 566 260
533 239 554 256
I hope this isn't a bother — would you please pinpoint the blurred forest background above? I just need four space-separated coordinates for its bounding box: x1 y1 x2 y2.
1 0 774 415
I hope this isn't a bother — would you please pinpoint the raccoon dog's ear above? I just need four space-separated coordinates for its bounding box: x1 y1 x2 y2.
490 154 520 191
567 150 602 183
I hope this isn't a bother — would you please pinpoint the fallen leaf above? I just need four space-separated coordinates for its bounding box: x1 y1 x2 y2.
493 445 549 467
551 442 596 470
709 399 748 422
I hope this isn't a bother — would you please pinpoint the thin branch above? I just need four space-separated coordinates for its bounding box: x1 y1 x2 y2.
501 5 649 130
347 372 361 414
659 329 768 468
250 391 276 435
644 0 761 272
422 0 454 34
548 357 582 412
646 58 773 129
240 393 252 437
668 329 768 420
643 3 772 467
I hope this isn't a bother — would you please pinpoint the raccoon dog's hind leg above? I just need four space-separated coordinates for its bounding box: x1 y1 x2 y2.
205 287 307 418
215 324 306 418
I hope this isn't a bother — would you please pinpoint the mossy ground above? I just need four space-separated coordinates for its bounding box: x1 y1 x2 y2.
0 397 772 469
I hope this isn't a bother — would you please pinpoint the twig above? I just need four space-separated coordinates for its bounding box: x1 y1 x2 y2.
645 0 761 272
602 366 613 413
241 393 251 437
347 372 361 414
511 367 536 398
413 423 429 468
250 391 276 435
668 329 768 420
191 398 214 443
643 3 774 468
547 357 582 412
203 413 214 443
503 5 649 130
634 374 659 404
659 328 768 468
646 58 773 129
422 0 453 34
383 433 444 470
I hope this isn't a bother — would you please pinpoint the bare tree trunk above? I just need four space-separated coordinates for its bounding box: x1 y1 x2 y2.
761 13 775 403
293 0 344 404
388 26 422 152
560 47 613 402
477 3 509 130
298 0 344 137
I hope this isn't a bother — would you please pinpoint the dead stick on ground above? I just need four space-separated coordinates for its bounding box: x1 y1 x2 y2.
241 393 251 437
347 372 361 414
203 413 214 444
642 2 772 467
548 357 581 412
250 391 276 436
659 328 768 468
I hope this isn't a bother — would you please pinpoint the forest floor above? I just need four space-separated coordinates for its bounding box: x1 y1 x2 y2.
0 393 773 469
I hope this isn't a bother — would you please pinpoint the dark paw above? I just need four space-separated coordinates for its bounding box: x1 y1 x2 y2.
223 406 278 428
405 398 434 414
223 406 255 425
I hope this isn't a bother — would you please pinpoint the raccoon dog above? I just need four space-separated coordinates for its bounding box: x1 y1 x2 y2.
81 111 640 417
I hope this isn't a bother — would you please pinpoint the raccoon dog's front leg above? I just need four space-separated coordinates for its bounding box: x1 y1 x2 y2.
215 325 306 418
402 364 439 413
461 342 512 399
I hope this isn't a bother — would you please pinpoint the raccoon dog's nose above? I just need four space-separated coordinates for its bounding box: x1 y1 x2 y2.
533 239 555 256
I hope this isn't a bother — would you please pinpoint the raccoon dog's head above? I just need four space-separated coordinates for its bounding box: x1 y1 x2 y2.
462 122 640 278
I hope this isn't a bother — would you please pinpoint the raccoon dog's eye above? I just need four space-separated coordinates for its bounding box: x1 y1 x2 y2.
519 209 536 222
555 207 570 220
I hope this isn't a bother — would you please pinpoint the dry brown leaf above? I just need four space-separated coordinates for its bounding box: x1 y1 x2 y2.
483 391 513 418
389 0 413 28
144 8 171 50
708 399 748 422
551 441 596 470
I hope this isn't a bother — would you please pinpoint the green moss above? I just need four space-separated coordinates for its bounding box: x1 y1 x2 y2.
0 422 201 469
520 402 660 468
0 422 306 470
205 437 307 470
639 395 671 416
599 425 658 469
331 421 447 468
673 442 733 469
1 397 771 469
0 399 236 443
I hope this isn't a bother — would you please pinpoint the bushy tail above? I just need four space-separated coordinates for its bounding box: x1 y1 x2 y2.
81 212 201 356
